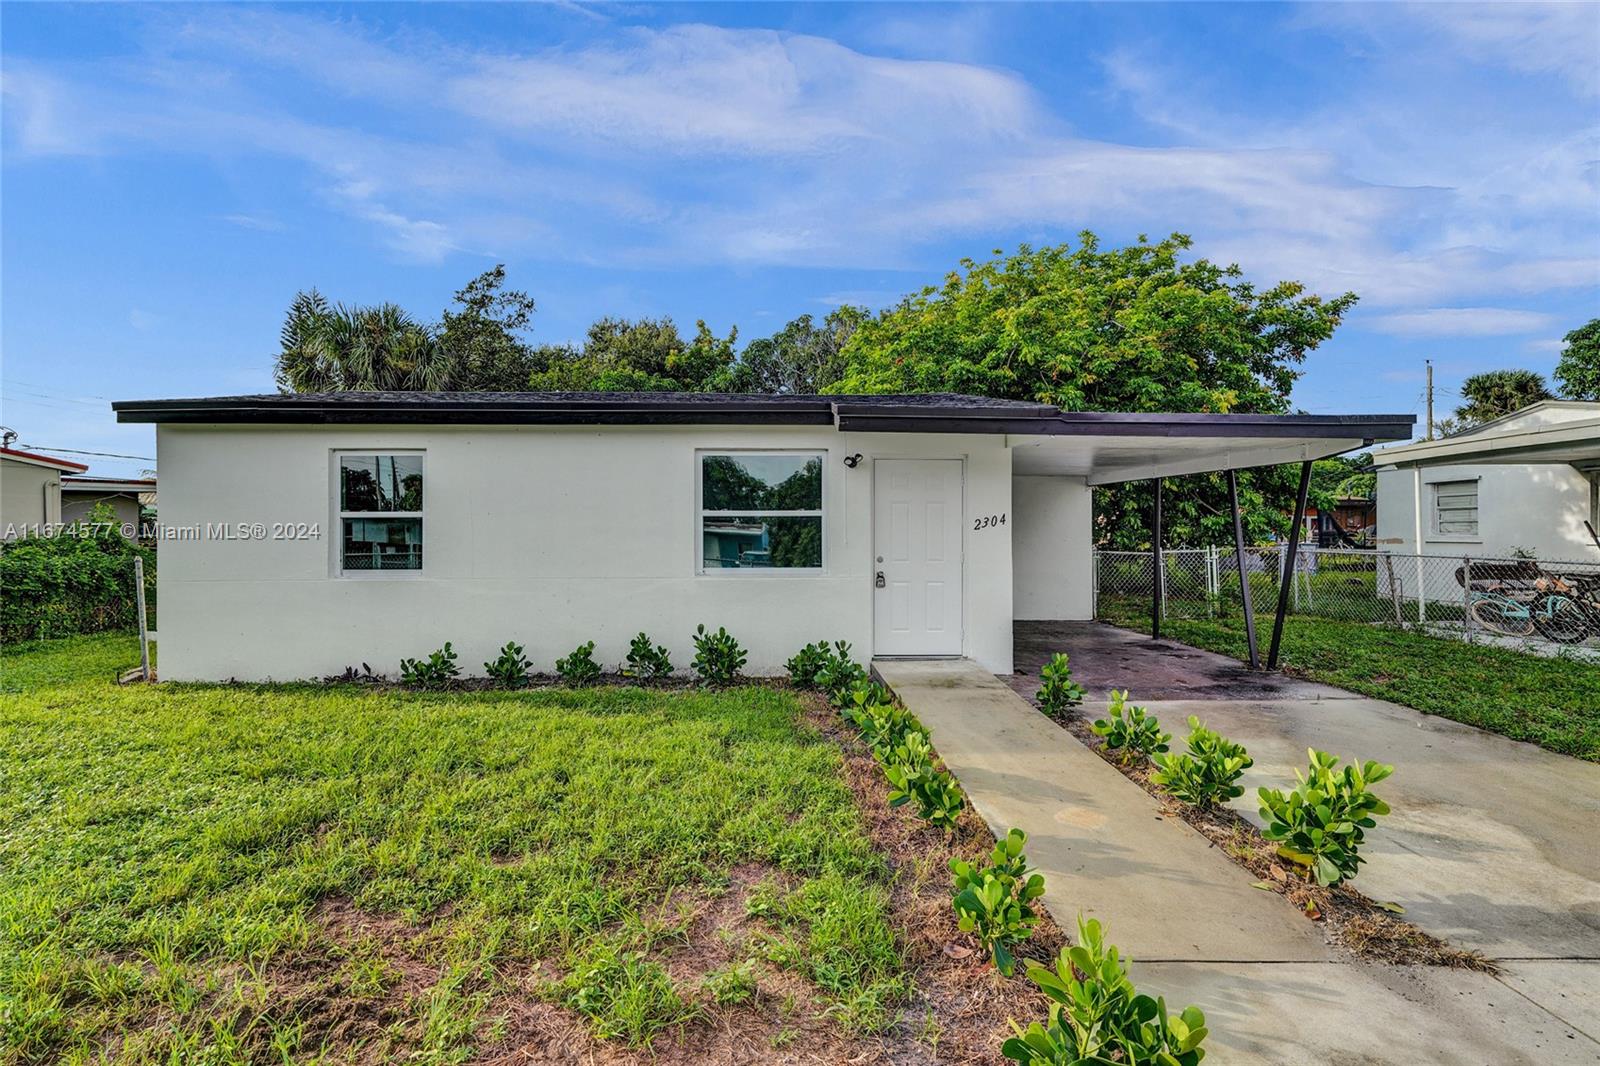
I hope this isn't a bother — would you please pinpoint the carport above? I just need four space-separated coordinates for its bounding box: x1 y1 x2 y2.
1008 411 1414 668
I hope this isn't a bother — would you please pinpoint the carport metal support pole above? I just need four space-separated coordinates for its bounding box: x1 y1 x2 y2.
1151 478 1164 640
1227 469 1262 669
1267 460 1313 670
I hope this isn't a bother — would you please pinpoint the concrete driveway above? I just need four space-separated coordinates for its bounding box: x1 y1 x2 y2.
1010 621 1600 962
867 621 1600 1063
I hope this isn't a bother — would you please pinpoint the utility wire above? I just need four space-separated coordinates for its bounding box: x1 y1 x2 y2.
17 445 156 461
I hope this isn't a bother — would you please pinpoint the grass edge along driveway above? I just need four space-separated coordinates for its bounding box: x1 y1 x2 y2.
0 635 909 1064
1096 603 1600 762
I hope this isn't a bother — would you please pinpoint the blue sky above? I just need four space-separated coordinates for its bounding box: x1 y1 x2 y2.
3 2 1597 477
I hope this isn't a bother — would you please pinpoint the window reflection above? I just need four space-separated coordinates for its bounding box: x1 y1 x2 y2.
341 454 423 512
701 516 822 569
342 518 423 570
701 454 821 511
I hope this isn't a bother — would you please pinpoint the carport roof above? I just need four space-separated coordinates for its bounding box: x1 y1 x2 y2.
113 391 1413 484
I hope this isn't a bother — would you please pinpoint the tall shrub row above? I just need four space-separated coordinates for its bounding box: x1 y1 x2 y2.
0 520 154 642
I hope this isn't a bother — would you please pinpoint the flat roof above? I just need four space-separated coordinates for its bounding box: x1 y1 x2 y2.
61 476 157 492
114 391 1411 436
113 392 1413 484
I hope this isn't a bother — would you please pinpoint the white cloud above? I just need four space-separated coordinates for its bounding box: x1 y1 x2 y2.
1313 3 1600 99
446 24 1039 156
2 5 1595 315
1367 307 1556 337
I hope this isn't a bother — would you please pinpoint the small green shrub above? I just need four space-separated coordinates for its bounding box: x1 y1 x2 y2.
849 700 923 758
484 641 531 687
1003 915 1207 1065
691 624 747 684
883 747 965 830
844 678 894 715
951 827 1034 897
785 640 832 688
815 641 869 705
1150 716 1252 808
555 641 602 685
1258 749 1395 886
950 827 1045 975
1035 653 1086 717
1089 690 1171 763
623 632 673 680
398 642 459 689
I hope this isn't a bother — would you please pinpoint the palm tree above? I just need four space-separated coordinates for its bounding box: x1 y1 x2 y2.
275 290 455 392
1447 369 1554 431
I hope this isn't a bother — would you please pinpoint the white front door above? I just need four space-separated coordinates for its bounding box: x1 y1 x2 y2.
873 459 963 656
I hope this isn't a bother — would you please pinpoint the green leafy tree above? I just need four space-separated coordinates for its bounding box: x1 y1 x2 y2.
527 316 738 391
274 292 453 392
830 233 1355 548
438 266 539 391
725 308 865 394
1447 369 1554 430
1554 318 1600 401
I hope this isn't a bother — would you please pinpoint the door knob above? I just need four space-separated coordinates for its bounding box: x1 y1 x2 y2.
875 571 886 588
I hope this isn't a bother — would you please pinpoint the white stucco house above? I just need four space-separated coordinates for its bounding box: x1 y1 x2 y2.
1374 401 1600 598
114 392 1412 681
1 445 88 536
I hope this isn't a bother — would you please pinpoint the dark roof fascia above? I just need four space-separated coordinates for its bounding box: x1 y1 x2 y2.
112 394 1415 444
830 399 1059 435
1032 412 1415 442
834 408 1415 442
114 395 838 427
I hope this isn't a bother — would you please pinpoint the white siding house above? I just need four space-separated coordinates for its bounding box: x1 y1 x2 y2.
1375 402 1600 599
115 392 1412 681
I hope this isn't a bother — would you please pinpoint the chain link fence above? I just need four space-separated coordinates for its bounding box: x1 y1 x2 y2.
1094 546 1600 656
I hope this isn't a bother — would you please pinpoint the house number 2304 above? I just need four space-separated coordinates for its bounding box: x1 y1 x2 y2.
974 513 1007 531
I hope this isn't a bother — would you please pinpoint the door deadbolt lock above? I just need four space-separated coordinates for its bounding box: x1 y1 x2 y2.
875 571 886 588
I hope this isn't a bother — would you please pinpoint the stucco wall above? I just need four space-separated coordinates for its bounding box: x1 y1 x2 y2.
1 459 61 535
154 424 1018 680
61 492 141 530
1376 462 1599 599
1011 475 1093 620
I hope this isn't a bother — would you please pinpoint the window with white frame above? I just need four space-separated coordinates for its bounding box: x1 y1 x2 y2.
699 452 823 570
338 453 423 572
1431 479 1479 538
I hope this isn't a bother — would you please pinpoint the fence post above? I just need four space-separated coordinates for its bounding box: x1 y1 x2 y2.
1416 552 1428 627
1289 545 1300 612
134 555 151 682
1382 552 1404 624
1092 549 1100 618
1462 555 1473 643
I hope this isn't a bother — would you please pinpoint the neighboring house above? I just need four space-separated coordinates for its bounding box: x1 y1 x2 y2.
114 391 1411 681
1374 401 1600 597
1305 495 1376 547
0 446 89 536
60 475 157 530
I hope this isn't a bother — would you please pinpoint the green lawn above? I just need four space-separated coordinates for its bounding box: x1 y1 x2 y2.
1098 601 1600 761
0 635 905 1063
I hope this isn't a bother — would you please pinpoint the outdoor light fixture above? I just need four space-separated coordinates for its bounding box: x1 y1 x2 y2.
843 453 863 468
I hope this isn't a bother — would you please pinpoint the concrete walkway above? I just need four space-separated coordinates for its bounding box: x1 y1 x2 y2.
876 655 1600 1064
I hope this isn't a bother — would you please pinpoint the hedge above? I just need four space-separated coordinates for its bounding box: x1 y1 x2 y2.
0 526 154 642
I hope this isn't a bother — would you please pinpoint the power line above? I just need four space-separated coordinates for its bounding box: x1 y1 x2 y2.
16 445 155 461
